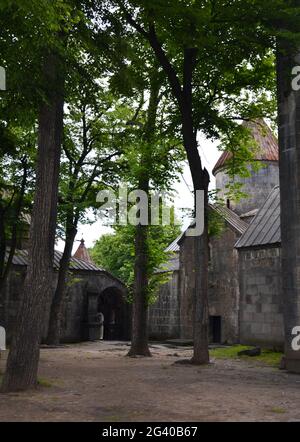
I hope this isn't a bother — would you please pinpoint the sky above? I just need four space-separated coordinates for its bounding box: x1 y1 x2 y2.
56 134 221 253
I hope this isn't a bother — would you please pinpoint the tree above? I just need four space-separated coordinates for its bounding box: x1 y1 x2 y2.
122 69 184 356
47 82 123 345
1 0 89 392
276 1 300 372
91 221 181 301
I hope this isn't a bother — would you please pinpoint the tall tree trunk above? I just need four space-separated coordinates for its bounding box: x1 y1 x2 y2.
46 221 77 346
128 221 151 357
180 48 210 364
122 13 210 364
1 51 64 392
182 111 210 365
128 70 160 357
277 42 300 373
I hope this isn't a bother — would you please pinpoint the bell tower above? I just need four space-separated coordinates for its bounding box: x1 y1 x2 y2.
212 120 279 216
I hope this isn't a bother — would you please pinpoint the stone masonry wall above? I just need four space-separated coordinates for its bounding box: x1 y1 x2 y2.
179 236 195 339
148 271 180 340
215 161 279 215
179 227 241 344
238 246 284 348
208 227 241 344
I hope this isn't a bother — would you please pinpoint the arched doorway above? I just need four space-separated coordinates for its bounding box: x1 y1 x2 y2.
97 287 130 341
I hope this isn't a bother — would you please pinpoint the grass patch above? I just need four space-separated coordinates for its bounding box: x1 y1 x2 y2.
38 378 53 388
270 407 286 414
210 345 282 367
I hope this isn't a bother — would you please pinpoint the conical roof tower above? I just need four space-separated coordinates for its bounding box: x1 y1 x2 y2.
213 119 279 216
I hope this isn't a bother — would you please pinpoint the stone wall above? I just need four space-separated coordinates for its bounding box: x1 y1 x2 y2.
238 246 284 348
215 161 279 215
178 226 241 344
148 271 180 340
178 236 195 339
208 227 241 344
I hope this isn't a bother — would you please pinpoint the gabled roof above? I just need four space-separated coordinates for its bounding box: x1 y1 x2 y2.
212 119 279 176
210 204 249 235
11 249 104 272
164 205 248 254
235 186 281 249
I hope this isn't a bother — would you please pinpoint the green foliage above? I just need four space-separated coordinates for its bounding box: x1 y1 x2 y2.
91 220 181 303
208 209 225 239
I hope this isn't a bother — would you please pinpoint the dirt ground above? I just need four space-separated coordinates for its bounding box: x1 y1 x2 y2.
0 341 300 422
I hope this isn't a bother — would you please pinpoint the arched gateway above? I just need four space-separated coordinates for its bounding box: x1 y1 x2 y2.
86 275 131 342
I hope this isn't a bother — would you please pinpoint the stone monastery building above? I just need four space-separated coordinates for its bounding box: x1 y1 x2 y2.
149 119 284 349
0 119 285 349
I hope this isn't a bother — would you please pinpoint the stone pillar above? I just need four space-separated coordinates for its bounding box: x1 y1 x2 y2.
277 44 300 372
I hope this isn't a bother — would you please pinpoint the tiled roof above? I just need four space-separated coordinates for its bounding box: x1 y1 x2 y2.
212 119 279 176
11 249 104 272
235 186 281 249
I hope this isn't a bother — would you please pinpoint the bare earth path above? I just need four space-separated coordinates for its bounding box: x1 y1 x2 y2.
1 341 300 422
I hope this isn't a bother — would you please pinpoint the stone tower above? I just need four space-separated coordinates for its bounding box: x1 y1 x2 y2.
212 119 279 216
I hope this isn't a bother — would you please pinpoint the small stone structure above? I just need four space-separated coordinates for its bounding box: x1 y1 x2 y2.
0 243 131 343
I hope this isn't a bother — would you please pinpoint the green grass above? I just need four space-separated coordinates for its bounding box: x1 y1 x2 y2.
270 407 286 414
37 378 53 388
210 345 283 367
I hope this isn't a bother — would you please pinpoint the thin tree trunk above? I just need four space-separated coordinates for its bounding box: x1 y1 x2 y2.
0 160 28 295
0 206 6 292
0 205 6 320
277 41 300 373
1 51 64 392
46 222 77 346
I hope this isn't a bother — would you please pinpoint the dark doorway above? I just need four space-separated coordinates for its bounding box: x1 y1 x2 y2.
209 316 222 343
97 287 130 341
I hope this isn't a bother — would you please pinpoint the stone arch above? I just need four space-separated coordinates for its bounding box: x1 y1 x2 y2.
86 273 131 341
97 286 130 341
